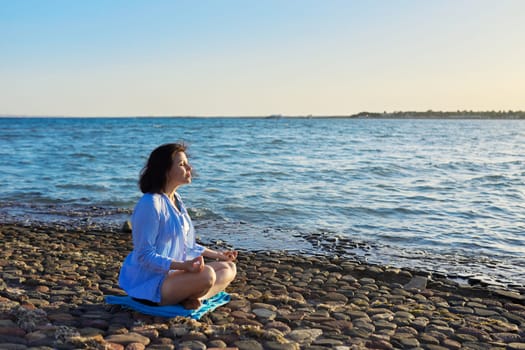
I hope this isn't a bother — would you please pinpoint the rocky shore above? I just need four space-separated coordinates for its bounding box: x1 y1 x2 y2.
1 223 524 350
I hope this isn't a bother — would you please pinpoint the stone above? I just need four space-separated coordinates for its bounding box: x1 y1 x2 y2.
442 338 461 349
456 326 491 342
287 329 323 344
488 318 519 333
265 321 292 334
0 327 25 337
207 339 228 348
264 341 300 350
366 339 394 350
353 319 375 333
395 326 418 337
252 302 277 311
508 344 525 350
146 345 175 350
493 290 525 302
177 340 206 350
252 308 276 321
492 332 521 342
411 317 429 330
0 344 28 350
426 324 455 337
105 333 151 346
403 276 427 291
325 292 348 304
449 306 474 314
424 345 448 350
122 220 132 233
398 337 419 348
313 338 344 346
235 339 264 350
394 311 415 320
419 333 439 345
473 307 499 317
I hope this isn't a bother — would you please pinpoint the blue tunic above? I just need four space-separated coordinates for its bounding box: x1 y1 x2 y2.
119 192 205 302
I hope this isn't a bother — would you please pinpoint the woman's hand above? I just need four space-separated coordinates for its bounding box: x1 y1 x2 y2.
183 256 204 273
219 250 238 262
203 248 238 262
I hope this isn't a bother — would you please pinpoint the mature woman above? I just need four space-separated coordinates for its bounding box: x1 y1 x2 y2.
119 143 237 309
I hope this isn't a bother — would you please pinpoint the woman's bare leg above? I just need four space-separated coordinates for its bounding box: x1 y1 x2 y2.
160 265 216 307
201 261 237 300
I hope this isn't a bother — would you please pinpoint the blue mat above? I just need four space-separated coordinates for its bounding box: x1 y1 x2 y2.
105 291 230 319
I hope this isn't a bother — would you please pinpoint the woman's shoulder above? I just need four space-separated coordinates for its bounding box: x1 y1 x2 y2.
135 193 167 210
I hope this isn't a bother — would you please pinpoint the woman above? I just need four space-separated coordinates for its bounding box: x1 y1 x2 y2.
119 143 237 309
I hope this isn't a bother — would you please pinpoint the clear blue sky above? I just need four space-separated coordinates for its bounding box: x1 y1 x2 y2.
1 0 524 116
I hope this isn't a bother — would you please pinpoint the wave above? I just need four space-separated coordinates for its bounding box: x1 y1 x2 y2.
188 207 223 220
56 183 110 192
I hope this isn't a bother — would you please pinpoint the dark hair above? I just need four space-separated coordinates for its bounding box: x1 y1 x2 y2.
139 143 187 194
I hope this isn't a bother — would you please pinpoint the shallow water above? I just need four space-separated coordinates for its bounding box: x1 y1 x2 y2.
1 117 524 288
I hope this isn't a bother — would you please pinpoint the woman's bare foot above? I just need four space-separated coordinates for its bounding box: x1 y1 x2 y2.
181 298 202 310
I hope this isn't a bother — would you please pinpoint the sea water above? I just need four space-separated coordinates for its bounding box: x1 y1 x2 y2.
1 117 524 288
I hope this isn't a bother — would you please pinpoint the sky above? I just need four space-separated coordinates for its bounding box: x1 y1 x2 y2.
1 0 524 117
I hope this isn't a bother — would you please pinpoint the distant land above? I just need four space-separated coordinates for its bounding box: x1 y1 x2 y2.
342 110 525 119
1 110 524 119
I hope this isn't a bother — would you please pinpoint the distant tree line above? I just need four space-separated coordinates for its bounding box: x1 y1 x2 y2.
348 110 525 119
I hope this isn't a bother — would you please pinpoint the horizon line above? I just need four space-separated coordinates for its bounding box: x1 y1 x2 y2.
1 110 525 119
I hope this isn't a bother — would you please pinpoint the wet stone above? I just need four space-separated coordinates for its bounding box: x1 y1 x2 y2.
404 276 428 291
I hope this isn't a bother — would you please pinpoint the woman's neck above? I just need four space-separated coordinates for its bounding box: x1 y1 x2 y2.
163 184 179 198
162 189 180 211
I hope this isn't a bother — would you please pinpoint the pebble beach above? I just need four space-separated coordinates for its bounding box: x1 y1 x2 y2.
1 223 524 350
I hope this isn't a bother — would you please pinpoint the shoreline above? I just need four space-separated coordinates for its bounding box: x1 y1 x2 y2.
2 207 523 294
1 223 524 349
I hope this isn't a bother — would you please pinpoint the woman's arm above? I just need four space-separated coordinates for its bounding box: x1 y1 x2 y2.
132 195 173 272
202 248 238 261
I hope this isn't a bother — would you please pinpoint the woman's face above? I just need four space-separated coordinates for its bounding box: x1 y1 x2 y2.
166 152 192 190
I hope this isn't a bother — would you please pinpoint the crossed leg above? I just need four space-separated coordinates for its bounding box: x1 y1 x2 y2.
160 261 236 308
201 261 237 299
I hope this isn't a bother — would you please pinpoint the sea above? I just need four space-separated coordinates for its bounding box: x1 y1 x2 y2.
1 117 524 290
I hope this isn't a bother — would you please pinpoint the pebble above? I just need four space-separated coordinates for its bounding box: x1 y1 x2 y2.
0 223 524 350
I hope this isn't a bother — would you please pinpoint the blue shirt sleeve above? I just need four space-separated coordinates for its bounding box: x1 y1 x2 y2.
131 195 172 272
